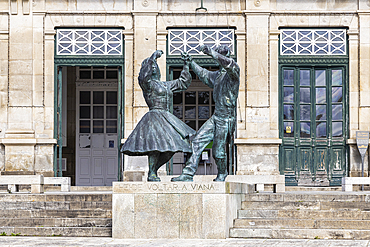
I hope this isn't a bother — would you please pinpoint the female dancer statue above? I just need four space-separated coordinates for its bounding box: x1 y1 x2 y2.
121 50 195 181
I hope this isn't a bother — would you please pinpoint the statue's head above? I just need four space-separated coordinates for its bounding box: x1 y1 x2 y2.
215 45 231 57
139 58 161 82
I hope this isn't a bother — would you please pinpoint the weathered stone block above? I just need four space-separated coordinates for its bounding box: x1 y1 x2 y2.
112 181 253 239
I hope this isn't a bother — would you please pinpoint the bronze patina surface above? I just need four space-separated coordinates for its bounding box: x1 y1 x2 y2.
172 45 240 182
121 50 194 182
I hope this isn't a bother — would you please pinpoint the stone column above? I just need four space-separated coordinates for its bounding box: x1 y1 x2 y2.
235 30 246 135
123 30 134 137
3 0 36 174
236 13 280 176
0 13 8 171
351 13 368 177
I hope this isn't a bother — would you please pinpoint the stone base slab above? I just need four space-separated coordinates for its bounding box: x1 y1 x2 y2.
112 181 254 239
0 175 44 193
342 177 370 191
43 177 71 192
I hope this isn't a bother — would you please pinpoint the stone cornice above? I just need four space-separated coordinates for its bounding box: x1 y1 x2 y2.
158 11 243 15
42 11 132 15
54 57 125 66
0 138 57 145
132 11 158 16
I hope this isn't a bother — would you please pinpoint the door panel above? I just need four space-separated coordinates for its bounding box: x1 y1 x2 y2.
76 89 119 186
280 66 347 186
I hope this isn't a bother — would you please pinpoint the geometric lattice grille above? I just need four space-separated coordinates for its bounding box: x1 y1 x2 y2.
168 29 234 56
280 29 346 55
57 29 122 55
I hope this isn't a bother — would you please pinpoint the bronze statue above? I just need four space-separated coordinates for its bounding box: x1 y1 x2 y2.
121 50 195 182
172 45 240 182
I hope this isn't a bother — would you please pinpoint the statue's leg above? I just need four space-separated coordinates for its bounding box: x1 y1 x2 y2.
148 152 161 182
154 152 174 178
171 117 215 182
212 116 229 182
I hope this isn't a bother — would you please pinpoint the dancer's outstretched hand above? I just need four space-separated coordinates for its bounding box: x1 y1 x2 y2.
154 50 164 59
181 52 192 66
200 45 212 55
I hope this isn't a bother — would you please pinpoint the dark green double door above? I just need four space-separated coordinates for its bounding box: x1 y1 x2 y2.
280 66 347 186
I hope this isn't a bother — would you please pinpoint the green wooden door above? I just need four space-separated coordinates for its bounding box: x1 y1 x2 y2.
280 66 347 186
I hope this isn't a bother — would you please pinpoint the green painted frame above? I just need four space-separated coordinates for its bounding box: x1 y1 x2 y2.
278 56 349 186
53 29 125 182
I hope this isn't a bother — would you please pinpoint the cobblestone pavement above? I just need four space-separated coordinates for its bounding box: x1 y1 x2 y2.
0 237 369 247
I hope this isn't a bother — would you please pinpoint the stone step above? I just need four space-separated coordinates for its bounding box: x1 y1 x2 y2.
241 201 370 211
0 201 112 210
243 193 369 203
0 194 112 202
238 209 370 220
0 209 112 218
0 226 112 237
234 218 370 230
0 218 111 227
229 228 370 239
285 186 342 192
242 201 320 210
71 186 112 191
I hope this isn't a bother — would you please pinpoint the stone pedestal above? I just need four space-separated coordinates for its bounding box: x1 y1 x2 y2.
112 181 253 239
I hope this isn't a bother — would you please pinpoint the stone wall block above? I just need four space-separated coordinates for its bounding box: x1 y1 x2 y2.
9 79 32 107
33 107 44 132
203 194 226 238
0 41 8 61
35 145 53 174
179 194 203 238
8 107 32 130
134 193 157 238
157 194 180 238
5 145 34 172
9 43 32 60
60 15 74 26
43 107 54 132
0 60 8 78
113 193 135 238
359 108 370 130
9 60 32 75
94 15 107 27
237 145 279 175
270 106 279 131
45 0 69 10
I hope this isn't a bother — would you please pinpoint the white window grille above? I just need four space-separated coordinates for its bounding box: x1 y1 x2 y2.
57 29 122 55
168 29 235 56
280 29 346 55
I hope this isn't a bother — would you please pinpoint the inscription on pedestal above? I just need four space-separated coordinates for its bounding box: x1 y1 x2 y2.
113 182 222 193
112 181 250 194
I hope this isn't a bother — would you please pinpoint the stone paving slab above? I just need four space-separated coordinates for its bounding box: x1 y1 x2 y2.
0 237 369 247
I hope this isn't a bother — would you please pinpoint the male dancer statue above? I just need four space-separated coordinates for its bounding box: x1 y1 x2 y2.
172 45 240 182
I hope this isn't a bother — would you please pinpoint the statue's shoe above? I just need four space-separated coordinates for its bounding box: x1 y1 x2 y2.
147 174 161 182
213 173 227 182
171 174 193 182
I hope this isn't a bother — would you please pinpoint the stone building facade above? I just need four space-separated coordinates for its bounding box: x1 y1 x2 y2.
0 0 368 186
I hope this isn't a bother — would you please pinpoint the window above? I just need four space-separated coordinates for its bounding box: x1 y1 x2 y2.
77 66 119 81
280 29 346 55
57 29 122 55
168 29 235 56
171 67 216 131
